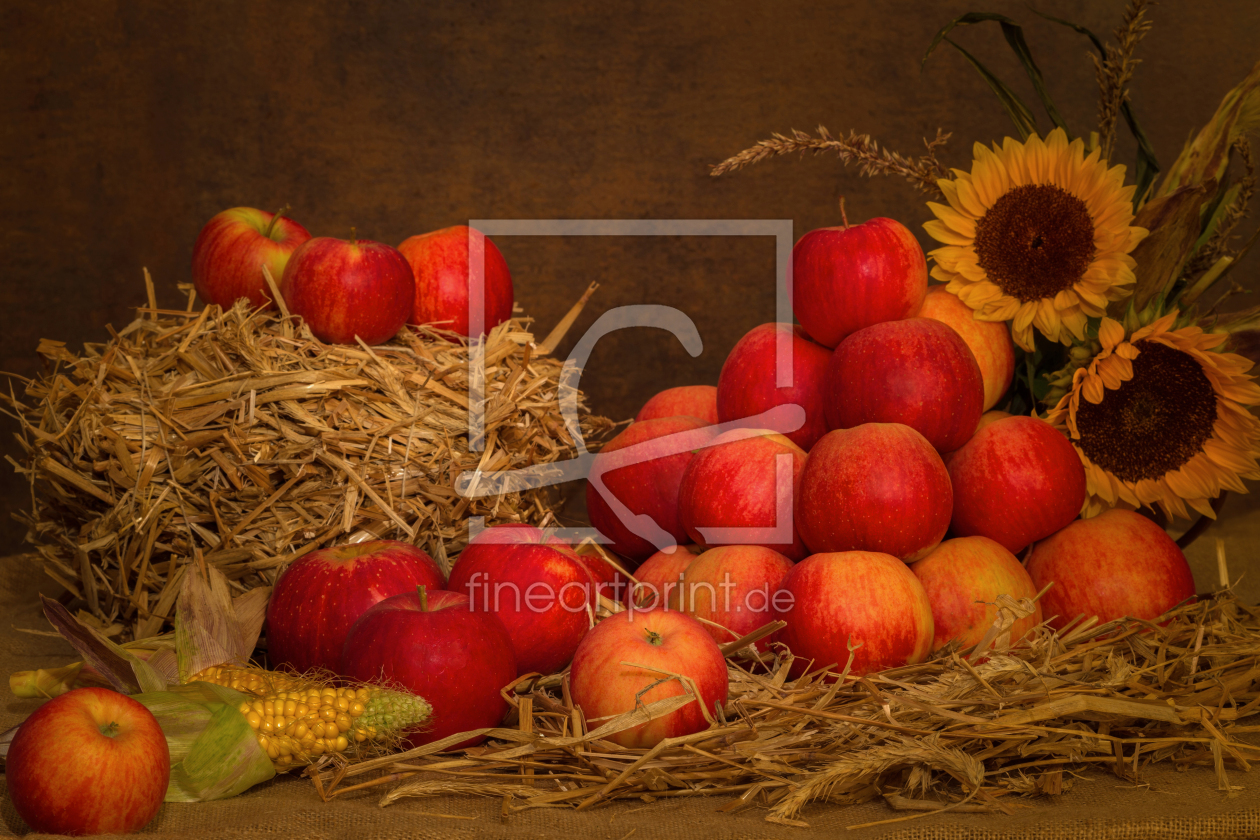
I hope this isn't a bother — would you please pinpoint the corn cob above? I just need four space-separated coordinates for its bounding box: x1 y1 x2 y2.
193 665 430 769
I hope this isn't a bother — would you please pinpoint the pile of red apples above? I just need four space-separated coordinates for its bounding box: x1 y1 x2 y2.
591 216 1195 677
259 213 1197 755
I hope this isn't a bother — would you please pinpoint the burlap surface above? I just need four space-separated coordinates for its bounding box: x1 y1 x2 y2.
4 497 1260 839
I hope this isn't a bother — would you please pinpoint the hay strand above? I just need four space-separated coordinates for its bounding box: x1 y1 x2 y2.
3 285 615 639
309 594 1260 828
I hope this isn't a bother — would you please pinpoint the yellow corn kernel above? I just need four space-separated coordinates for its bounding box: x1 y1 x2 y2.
190 665 430 772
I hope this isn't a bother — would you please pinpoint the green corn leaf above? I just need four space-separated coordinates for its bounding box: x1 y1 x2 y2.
943 38 1037 140
1192 182 1242 255
1121 104 1161 208
1028 8 1105 51
133 681 276 802
924 12 1067 133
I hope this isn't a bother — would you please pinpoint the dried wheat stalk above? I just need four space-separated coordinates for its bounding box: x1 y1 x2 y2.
308 592 1260 829
710 127 951 197
1 284 614 640
1095 0 1155 161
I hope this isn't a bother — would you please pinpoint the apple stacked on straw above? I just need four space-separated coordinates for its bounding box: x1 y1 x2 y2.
192 207 514 345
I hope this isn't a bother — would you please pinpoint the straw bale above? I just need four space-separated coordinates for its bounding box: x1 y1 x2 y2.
309 591 1260 830
2 288 614 640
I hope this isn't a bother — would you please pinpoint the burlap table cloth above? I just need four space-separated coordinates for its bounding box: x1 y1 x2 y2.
4 495 1260 839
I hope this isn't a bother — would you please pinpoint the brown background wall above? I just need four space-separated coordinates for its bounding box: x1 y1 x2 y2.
2 1 1258 557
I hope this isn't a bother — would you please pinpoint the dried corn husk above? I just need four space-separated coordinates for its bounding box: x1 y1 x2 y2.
7 563 434 801
133 681 277 802
2 283 613 639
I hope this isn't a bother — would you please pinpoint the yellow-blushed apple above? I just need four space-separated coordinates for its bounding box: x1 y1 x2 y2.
666 544 795 650
823 318 984 453
677 428 808 559
399 225 513 338
775 550 934 677
716 323 831 452
911 536 1043 650
6 687 170 835
918 286 1015 411
635 385 718 424
1025 509 1196 631
570 608 727 748
948 416 1086 554
280 235 415 345
631 544 703 607
586 416 716 561
192 206 311 309
796 424 952 562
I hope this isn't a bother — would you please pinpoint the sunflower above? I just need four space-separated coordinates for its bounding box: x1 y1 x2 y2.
1045 312 1260 520
924 128 1148 351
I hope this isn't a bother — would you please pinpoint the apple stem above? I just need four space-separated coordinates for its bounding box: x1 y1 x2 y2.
645 629 663 646
839 196 850 230
417 584 429 612
263 205 291 240
350 226 358 247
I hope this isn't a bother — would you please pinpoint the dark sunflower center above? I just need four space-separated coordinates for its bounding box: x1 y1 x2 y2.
1075 340 1217 482
973 184 1097 302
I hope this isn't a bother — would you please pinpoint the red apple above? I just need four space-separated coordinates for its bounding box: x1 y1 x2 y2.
192 206 312 310
941 410 1012 468
796 424 952 562
775 551 934 677
574 547 636 605
631 544 703 608
918 286 1015 412
1025 509 1196 631
716 323 831 451
341 587 516 749
824 317 984 453
266 539 445 674
7 687 169 835
790 216 928 348
570 608 727 749
677 429 808 560
667 545 795 651
399 225 514 338
447 524 596 675
949 415 1087 554
280 235 415 345
911 536 1043 651
586 416 716 561
636 385 719 424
